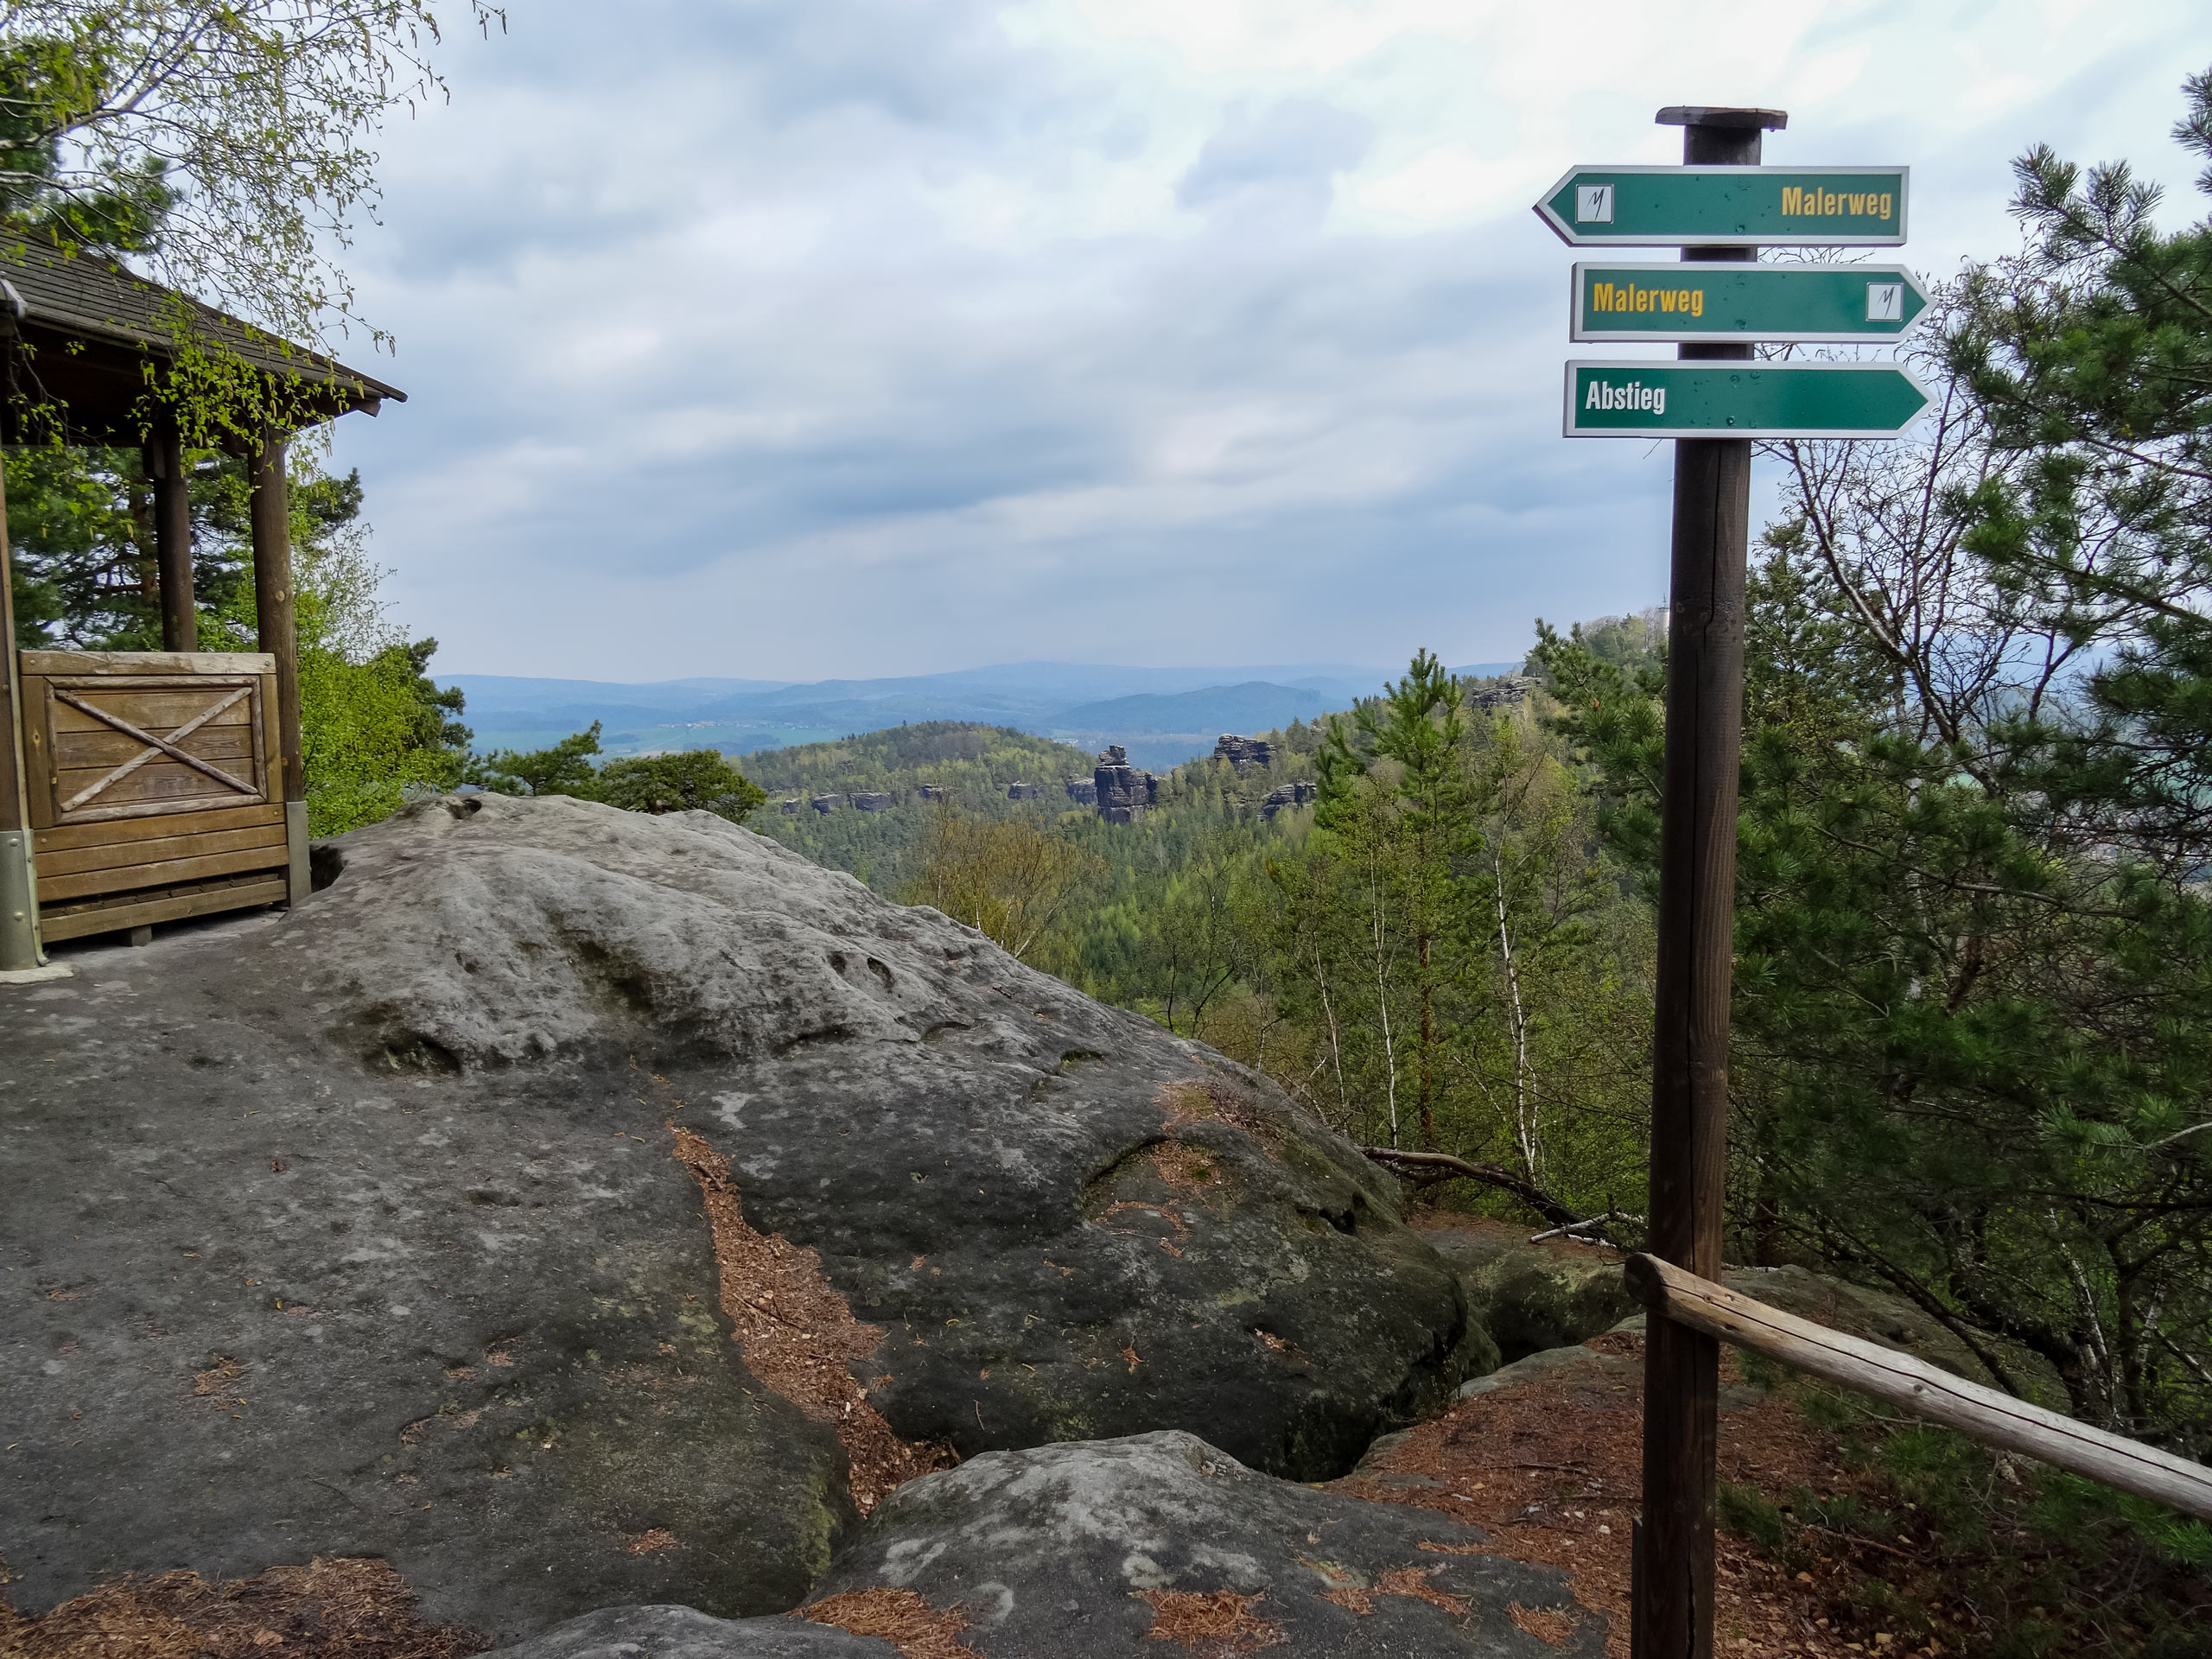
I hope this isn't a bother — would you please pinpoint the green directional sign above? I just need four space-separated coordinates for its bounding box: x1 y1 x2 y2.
1565 360 1930 439
1536 166 1909 246
1573 261 1928 343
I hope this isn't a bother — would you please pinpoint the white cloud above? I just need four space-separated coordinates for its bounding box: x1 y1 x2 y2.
324 0 2212 680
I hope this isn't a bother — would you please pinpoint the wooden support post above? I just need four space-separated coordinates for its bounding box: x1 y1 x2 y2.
148 432 197 652
1634 104 1782 1659
0 444 42 970
247 429 309 901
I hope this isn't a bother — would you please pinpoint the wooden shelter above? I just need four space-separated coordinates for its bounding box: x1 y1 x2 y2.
0 239 404 967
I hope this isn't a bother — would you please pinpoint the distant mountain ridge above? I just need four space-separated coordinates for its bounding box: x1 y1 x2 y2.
441 658 1527 772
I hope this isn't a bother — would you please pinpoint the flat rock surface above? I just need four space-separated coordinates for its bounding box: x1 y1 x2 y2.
3 794 1474 1640
0 909 852 1642
801 1429 1605 1656
488 1605 895 1658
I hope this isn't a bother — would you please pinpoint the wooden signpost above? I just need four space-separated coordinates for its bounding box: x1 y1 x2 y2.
1535 109 1924 1659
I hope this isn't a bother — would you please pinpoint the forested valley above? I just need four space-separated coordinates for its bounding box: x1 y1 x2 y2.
10 39 2212 1655
17 59 2212 1461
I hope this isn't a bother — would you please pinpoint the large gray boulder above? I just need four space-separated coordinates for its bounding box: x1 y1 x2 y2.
1 793 1475 1642
799 1429 1603 1656
1 911 853 1641
1421 1224 2065 1404
496 1432 1603 1658
1419 1227 1634 1365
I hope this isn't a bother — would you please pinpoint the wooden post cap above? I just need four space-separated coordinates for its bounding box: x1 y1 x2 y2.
1656 106 1788 129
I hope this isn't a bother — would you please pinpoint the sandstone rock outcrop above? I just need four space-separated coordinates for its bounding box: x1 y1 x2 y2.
1211 734 1274 771
1091 747 1157 824
493 1432 1599 1658
2 793 1480 1643
1469 676 1536 714
848 792 893 812
1421 1224 2068 1404
1420 1229 1636 1366
803 1431 1597 1655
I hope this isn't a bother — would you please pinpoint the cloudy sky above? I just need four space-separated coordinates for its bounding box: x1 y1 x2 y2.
327 0 2209 682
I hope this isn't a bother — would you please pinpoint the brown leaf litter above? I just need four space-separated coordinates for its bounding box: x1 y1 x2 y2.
192 1358 246 1398
1315 1563 1471 1618
1135 1589 1285 1653
1332 1325 1953 1658
799 1588 982 1659
1090 1075 1281 1263
670 1125 955 1514
0 1556 488 1659
1510 1602 1580 1647
1159 1075 1283 1157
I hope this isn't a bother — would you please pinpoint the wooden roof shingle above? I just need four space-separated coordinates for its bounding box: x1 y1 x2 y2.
1 238 405 443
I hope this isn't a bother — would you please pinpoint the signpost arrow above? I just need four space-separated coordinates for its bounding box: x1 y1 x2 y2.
1564 359 1930 438
1536 165 1908 245
1572 261 1929 343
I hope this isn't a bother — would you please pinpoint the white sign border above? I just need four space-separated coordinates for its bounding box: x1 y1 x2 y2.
1568 261 1930 344
1562 359 1933 441
1535 165 1911 248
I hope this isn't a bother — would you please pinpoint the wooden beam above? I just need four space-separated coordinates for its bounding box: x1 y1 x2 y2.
22 650 273 675
148 432 197 652
248 428 302 805
1624 1254 2212 1524
38 871 287 942
0 446 42 969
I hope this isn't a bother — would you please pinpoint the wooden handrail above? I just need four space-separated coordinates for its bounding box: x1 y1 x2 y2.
1624 1253 2212 1523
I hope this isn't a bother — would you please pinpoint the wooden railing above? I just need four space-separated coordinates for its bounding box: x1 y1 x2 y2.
1624 1254 2212 1523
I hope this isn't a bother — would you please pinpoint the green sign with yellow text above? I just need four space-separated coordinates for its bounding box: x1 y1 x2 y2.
1536 166 1908 246
1572 261 1929 342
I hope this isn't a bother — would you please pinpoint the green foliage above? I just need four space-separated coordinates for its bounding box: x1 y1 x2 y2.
0 32 174 256
597 750 766 822
2 1 502 378
1516 75 2212 1446
902 806 1105 969
742 722 1101 897
1713 1370 2209 1657
298 636 466 835
1717 1481 1786 1553
470 721 606 799
468 724 766 824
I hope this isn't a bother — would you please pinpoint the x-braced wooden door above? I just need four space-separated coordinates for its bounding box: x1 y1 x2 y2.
18 651 301 943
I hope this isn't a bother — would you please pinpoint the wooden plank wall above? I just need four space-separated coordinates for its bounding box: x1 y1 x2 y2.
18 651 293 942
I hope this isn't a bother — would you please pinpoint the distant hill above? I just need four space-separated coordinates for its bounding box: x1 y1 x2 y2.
741 723 1102 895
731 715 1345 896
1049 681 1332 736
438 659 1410 768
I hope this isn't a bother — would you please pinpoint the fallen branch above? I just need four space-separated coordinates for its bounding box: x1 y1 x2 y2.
1357 1146 1585 1229
1530 1211 1643 1248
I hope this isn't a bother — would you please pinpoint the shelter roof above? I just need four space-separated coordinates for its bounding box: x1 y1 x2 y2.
0 238 405 445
